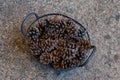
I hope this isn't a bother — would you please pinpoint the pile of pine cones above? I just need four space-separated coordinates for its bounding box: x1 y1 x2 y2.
26 16 92 70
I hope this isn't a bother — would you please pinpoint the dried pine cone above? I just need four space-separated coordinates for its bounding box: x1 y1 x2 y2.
26 16 92 70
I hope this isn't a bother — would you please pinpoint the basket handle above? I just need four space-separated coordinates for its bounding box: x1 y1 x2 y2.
79 46 96 67
21 12 39 37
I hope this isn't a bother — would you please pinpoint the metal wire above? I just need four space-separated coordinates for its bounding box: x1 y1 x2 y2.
79 46 96 67
21 12 39 37
21 12 96 67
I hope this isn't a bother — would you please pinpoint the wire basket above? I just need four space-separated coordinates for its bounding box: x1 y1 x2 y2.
21 12 96 70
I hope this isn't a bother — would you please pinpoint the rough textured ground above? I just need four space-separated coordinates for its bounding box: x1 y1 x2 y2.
0 0 120 80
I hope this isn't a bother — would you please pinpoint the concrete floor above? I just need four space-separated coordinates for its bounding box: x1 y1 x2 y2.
0 0 120 80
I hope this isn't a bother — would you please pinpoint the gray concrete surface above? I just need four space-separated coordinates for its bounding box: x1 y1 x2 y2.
0 0 120 80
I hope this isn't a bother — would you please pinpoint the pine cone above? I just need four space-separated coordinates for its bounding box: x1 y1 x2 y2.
26 16 92 70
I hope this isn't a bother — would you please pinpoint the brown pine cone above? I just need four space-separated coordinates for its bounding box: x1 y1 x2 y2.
26 16 92 70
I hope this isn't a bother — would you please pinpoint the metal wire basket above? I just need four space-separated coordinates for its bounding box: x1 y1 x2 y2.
21 12 96 70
